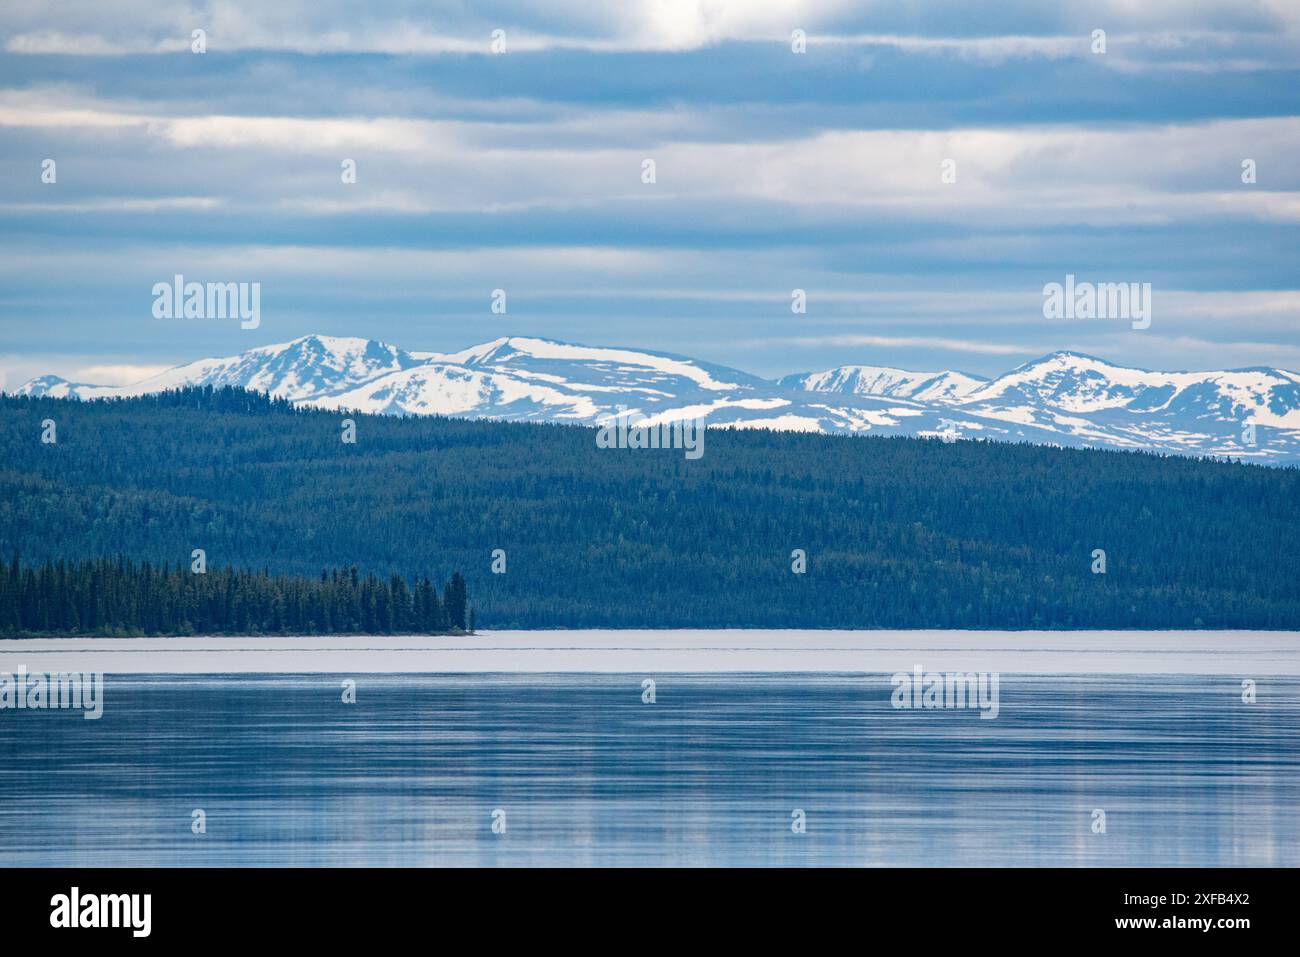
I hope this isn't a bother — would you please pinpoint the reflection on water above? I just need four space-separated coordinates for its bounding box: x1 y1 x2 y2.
0 674 1295 866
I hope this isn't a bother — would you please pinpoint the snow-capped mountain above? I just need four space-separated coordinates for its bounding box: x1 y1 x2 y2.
128 335 418 401
303 336 1037 442
960 351 1300 424
949 351 1300 461
15 335 417 403
10 374 113 400
779 365 987 402
12 336 1300 465
782 350 1300 462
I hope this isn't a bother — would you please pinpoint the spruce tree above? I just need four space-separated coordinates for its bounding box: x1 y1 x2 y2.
444 572 468 631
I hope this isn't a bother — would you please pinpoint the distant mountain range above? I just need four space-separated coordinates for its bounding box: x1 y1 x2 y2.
13 334 1300 464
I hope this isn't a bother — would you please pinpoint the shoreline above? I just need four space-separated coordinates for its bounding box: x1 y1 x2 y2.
1 630 1297 675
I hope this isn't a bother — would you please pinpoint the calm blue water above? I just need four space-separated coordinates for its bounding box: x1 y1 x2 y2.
1 674 1296 866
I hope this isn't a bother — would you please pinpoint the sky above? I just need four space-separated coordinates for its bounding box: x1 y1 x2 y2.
1 0 1298 389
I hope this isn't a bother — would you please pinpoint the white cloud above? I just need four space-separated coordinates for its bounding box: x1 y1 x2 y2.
71 362 172 384
1 197 220 213
0 355 169 391
6 86 1296 225
4 1 1297 57
767 335 1034 355
159 115 459 153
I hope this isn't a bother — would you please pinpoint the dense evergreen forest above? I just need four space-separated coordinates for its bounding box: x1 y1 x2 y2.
2 387 1298 630
0 555 471 637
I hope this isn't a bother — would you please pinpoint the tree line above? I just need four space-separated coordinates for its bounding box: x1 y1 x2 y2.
3 386 1299 629
0 554 471 637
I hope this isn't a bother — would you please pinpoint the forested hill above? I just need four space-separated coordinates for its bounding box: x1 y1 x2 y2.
0 557 471 637
2 387 1298 630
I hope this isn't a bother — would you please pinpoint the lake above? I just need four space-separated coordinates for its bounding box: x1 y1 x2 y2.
1 666 1296 866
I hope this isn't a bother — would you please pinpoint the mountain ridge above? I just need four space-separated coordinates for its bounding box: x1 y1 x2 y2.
12 334 1300 465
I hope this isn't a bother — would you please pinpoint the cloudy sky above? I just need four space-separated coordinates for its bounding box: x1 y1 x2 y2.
1 0 1298 389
